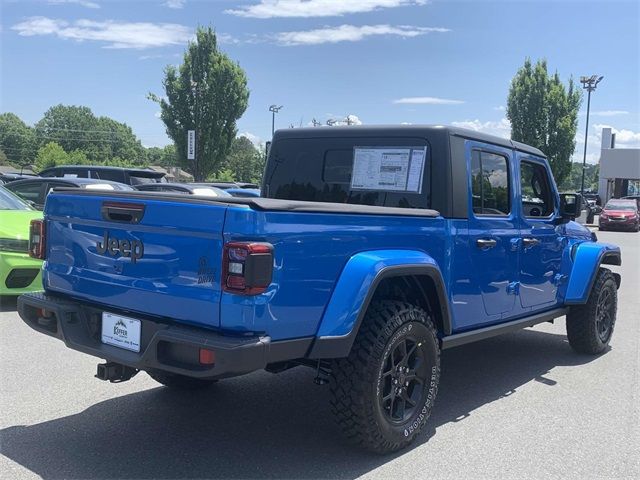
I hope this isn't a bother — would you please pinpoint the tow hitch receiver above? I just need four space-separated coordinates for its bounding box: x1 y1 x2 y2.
96 362 139 383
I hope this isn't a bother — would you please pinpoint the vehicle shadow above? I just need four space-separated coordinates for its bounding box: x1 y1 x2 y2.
0 296 18 313
0 326 601 479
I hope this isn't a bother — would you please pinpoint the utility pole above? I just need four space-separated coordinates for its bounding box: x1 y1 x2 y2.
579 75 604 195
269 105 283 137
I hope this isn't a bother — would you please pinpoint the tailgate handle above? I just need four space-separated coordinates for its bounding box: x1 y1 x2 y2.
101 202 145 224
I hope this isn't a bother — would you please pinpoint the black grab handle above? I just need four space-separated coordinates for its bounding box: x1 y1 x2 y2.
101 202 145 224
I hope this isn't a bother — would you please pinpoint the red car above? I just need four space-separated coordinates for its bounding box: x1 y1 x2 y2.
599 199 640 231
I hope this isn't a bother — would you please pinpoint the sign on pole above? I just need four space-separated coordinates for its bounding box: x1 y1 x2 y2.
187 130 195 160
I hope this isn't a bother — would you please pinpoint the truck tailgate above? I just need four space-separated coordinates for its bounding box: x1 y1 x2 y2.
43 191 229 328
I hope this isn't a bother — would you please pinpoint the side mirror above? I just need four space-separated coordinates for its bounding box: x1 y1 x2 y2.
559 193 581 220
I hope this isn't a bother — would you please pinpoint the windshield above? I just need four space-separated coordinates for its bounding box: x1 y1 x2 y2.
605 202 636 211
0 186 34 210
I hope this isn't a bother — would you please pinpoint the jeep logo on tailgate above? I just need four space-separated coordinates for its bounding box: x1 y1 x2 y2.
96 231 144 263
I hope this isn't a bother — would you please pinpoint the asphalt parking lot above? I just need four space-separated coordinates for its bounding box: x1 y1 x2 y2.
1 230 638 480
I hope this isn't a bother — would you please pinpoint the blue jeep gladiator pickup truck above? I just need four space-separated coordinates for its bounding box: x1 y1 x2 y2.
18 126 621 453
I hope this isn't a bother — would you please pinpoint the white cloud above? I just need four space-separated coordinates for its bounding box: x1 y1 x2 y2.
47 0 100 8
163 0 186 9
593 124 640 147
493 105 505 111
12 17 192 49
451 118 512 139
239 132 263 146
589 110 630 117
274 24 447 46
394 96 464 105
331 114 363 126
226 0 427 18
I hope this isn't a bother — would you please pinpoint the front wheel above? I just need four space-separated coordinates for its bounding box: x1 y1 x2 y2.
566 268 618 355
330 301 440 453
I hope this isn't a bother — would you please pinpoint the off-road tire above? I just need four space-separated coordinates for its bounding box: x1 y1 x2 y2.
330 301 440 453
147 370 218 390
567 268 617 355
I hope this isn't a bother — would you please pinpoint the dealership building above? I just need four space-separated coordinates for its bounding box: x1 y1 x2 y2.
597 127 640 203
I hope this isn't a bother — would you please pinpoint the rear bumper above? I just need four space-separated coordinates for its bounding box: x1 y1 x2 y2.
18 292 312 379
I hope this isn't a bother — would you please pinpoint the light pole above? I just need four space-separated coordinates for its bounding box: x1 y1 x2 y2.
579 74 604 195
191 80 199 181
269 105 283 137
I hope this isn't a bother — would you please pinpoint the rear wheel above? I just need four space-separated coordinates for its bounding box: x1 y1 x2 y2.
147 370 218 390
567 268 617 354
330 301 440 453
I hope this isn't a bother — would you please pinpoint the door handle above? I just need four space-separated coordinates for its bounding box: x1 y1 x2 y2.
522 237 540 248
476 238 497 249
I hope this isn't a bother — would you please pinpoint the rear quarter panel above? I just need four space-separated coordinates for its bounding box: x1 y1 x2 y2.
220 207 450 340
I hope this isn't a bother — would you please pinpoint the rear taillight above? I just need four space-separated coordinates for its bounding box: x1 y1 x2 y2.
222 242 273 295
29 219 46 259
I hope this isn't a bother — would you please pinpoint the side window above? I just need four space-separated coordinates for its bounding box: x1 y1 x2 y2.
471 150 510 216
9 182 42 204
92 169 124 182
520 161 554 217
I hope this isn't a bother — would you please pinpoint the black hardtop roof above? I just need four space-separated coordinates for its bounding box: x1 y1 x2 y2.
40 165 165 177
8 177 128 187
272 124 545 158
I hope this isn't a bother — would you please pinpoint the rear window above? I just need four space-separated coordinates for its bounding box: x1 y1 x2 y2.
264 137 431 209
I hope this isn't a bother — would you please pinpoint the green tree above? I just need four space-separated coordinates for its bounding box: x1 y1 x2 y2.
0 113 36 167
221 136 265 182
145 144 178 166
559 162 599 192
35 142 69 171
507 59 582 185
149 26 250 181
34 105 145 164
95 116 145 164
210 168 236 182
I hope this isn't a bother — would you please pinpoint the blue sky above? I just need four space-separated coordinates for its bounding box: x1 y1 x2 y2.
1 0 638 163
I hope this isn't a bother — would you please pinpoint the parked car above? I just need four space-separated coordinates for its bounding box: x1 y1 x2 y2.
134 183 231 198
226 187 261 198
201 181 260 190
39 165 165 185
0 186 43 295
571 192 596 224
0 173 38 184
5 177 133 210
18 125 621 453
599 198 639 231
584 192 602 206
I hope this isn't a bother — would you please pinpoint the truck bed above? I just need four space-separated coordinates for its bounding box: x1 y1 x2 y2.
41 188 447 340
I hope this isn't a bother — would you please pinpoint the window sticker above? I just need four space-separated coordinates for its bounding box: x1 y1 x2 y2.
351 146 426 193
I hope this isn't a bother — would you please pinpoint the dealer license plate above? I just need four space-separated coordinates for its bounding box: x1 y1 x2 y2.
101 312 141 352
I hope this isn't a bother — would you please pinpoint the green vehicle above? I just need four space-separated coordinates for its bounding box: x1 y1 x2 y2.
0 186 43 295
